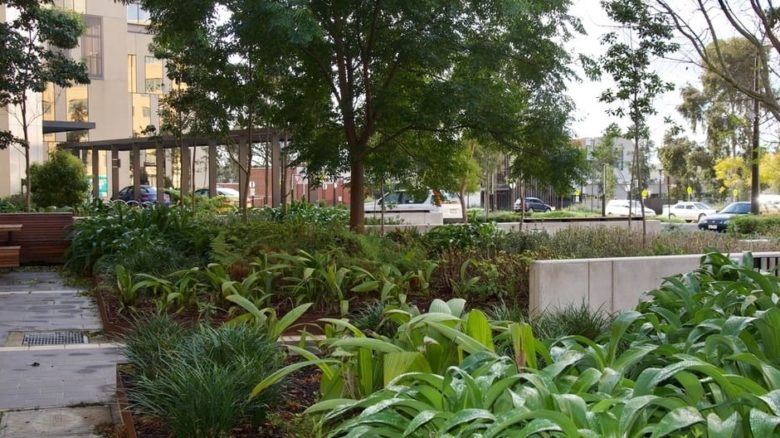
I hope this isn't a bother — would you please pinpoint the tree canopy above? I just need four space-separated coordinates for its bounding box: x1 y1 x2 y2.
653 0 780 122
133 0 585 229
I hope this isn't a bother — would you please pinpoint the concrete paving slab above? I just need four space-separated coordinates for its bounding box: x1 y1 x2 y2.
0 406 110 438
0 293 101 344
0 348 122 410
0 271 80 294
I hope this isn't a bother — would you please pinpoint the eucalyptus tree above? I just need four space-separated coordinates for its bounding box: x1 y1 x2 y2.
677 38 762 160
0 0 89 210
585 0 678 239
653 0 780 123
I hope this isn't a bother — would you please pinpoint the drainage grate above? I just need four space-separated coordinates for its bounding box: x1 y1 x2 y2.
22 331 88 346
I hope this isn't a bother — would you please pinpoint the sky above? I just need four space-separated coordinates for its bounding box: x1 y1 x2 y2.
566 0 702 146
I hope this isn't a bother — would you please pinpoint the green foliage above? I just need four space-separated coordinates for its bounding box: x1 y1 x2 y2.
126 323 285 438
250 202 348 226
29 150 89 208
0 195 24 212
422 223 504 254
65 203 215 275
312 253 780 436
729 215 780 237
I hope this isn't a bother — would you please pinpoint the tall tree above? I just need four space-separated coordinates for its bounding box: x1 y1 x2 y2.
591 123 622 212
0 1 89 210
653 0 780 122
236 0 581 230
677 38 760 160
135 0 282 221
585 0 677 240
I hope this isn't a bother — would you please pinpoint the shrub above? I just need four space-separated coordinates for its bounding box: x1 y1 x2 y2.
422 223 504 255
29 150 89 208
313 253 780 436
249 202 348 226
65 203 215 275
126 323 285 438
0 195 24 212
729 214 780 236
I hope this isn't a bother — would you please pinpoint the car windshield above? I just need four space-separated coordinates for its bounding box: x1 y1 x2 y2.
720 203 750 214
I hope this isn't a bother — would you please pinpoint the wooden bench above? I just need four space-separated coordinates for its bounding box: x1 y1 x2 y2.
0 213 73 264
0 245 21 268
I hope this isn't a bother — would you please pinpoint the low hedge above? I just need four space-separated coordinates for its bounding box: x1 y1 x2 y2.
729 214 780 236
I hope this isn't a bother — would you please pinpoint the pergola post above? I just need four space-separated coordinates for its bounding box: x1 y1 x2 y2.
271 131 281 208
156 144 165 204
181 143 191 196
132 144 141 202
208 140 217 197
111 146 119 199
91 146 100 200
238 135 249 207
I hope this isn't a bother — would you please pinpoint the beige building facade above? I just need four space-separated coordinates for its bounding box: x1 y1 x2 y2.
0 0 177 198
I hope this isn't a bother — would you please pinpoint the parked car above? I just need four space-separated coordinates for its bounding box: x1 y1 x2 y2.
698 201 752 232
605 199 657 217
112 185 170 205
193 187 242 206
364 190 463 221
759 194 780 213
513 197 554 213
661 201 717 222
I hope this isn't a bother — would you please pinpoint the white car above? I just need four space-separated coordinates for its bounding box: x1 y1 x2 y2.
661 201 716 222
605 199 657 217
364 190 463 221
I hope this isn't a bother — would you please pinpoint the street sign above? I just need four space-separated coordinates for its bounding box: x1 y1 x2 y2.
641 189 648 200
733 189 739 199
686 186 693 196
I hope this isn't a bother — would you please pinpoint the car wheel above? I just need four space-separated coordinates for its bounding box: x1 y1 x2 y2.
545 208 551 212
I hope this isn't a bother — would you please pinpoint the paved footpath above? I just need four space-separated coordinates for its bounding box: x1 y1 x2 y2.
0 270 122 438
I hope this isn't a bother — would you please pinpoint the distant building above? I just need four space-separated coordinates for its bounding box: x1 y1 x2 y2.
0 1 196 198
573 137 667 210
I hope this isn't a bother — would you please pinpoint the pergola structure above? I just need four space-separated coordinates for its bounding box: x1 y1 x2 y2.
58 128 285 207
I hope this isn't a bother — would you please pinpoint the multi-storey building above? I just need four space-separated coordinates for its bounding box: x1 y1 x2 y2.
574 136 667 209
0 0 174 198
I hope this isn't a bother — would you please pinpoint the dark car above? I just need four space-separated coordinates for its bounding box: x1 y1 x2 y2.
513 196 553 213
112 185 171 205
697 201 751 232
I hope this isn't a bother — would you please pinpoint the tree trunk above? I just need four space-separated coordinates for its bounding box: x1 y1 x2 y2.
20 99 31 211
349 158 365 232
458 192 467 223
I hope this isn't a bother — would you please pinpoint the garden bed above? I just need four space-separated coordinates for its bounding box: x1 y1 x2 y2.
116 360 321 437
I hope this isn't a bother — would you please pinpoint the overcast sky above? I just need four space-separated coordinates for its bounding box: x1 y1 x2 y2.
566 0 702 146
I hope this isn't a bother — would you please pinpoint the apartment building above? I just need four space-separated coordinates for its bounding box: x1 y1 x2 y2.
0 0 173 198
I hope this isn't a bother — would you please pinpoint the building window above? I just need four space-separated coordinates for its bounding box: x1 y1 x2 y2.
132 93 152 137
44 134 57 155
127 3 150 25
144 56 164 94
53 0 85 13
42 83 56 121
82 16 103 78
128 55 137 93
66 85 89 143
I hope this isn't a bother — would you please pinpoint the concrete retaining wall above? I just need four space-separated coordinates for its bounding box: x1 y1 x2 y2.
529 251 780 316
